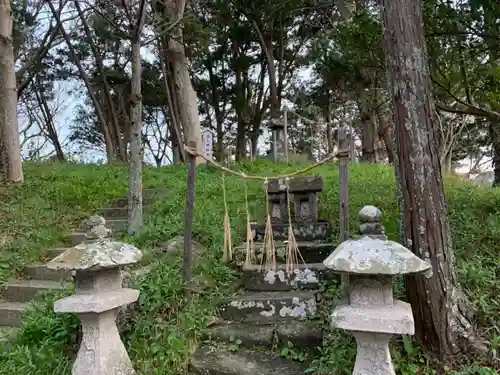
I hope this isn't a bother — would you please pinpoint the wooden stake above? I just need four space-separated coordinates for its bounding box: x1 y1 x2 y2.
183 141 197 285
284 110 288 163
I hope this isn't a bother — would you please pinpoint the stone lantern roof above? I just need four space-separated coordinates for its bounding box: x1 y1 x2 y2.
323 236 431 276
47 238 143 271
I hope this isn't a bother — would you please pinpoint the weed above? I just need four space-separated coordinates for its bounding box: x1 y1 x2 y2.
0 160 498 374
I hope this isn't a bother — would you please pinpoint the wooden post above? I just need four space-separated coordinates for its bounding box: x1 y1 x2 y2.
337 125 350 290
284 110 288 163
183 141 197 285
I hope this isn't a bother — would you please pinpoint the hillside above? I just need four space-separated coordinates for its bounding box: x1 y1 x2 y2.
0 160 498 374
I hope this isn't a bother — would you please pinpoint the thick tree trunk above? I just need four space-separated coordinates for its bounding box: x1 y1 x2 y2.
0 0 23 183
127 37 143 235
380 0 484 362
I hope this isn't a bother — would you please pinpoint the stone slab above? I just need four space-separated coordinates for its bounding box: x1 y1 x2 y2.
234 241 333 267
0 302 27 326
218 291 317 322
206 320 322 350
1 280 66 303
190 345 308 375
55 289 139 313
243 263 327 291
267 176 323 193
252 221 331 241
23 264 72 282
331 300 414 335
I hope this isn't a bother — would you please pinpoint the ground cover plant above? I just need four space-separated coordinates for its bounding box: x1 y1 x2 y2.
0 160 498 374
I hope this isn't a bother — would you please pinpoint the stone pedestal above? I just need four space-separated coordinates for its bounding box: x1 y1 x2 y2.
352 332 394 375
323 206 432 375
47 222 142 375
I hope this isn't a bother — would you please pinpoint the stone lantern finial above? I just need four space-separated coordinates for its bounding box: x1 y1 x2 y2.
358 205 386 239
80 215 112 240
323 206 431 375
47 237 142 375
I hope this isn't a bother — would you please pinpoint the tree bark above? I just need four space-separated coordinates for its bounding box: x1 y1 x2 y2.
380 0 484 362
127 0 147 235
164 21 203 164
488 121 500 186
127 36 144 235
376 107 394 163
0 0 23 183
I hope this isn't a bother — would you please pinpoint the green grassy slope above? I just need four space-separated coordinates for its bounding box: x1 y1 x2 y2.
0 160 498 374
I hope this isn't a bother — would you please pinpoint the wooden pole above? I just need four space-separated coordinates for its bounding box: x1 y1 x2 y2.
337 125 350 290
284 110 288 163
183 141 197 284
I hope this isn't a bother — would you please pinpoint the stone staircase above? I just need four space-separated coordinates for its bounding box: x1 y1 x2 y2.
191 177 336 374
0 188 166 329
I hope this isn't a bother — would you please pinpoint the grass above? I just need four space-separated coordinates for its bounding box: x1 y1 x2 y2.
0 159 499 374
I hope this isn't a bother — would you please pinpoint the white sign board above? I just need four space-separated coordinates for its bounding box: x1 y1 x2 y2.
201 130 214 161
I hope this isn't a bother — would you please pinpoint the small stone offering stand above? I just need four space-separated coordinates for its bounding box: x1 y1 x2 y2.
47 219 142 375
323 206 432 375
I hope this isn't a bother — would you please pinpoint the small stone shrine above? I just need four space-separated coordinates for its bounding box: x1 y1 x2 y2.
235 175 333 275
216 176 335 352
323 206 432 375
47 221 142 375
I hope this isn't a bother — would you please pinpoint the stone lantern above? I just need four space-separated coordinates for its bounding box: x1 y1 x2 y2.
323 206 432 375
47 224 142 375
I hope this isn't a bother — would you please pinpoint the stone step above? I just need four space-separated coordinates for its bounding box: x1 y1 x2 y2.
105 219 128 232
0 302 27 327
243 263 327 291
1 280 67 303
251 221 331 242
98 207 128 219
109 188 167 208
234 241 333 268
206 320 322 350
218 291 317 322
190 345 307 375
44 247 69 260
67 232 87 246
23 264 72 282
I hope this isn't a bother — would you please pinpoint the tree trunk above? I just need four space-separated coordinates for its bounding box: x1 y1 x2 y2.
74 1 126 162
381 0 484 362
376 107 394 163
34 76 65 161
0 0 23 183
47 1 116 162
166 28 204 164
127 35 143 235
488 121 500 186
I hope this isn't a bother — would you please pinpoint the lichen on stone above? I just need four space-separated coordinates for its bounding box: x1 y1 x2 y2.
323 236 431 275
47 238 142 271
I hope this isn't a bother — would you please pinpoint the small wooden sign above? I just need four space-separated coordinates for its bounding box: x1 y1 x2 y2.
201 129 214 160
